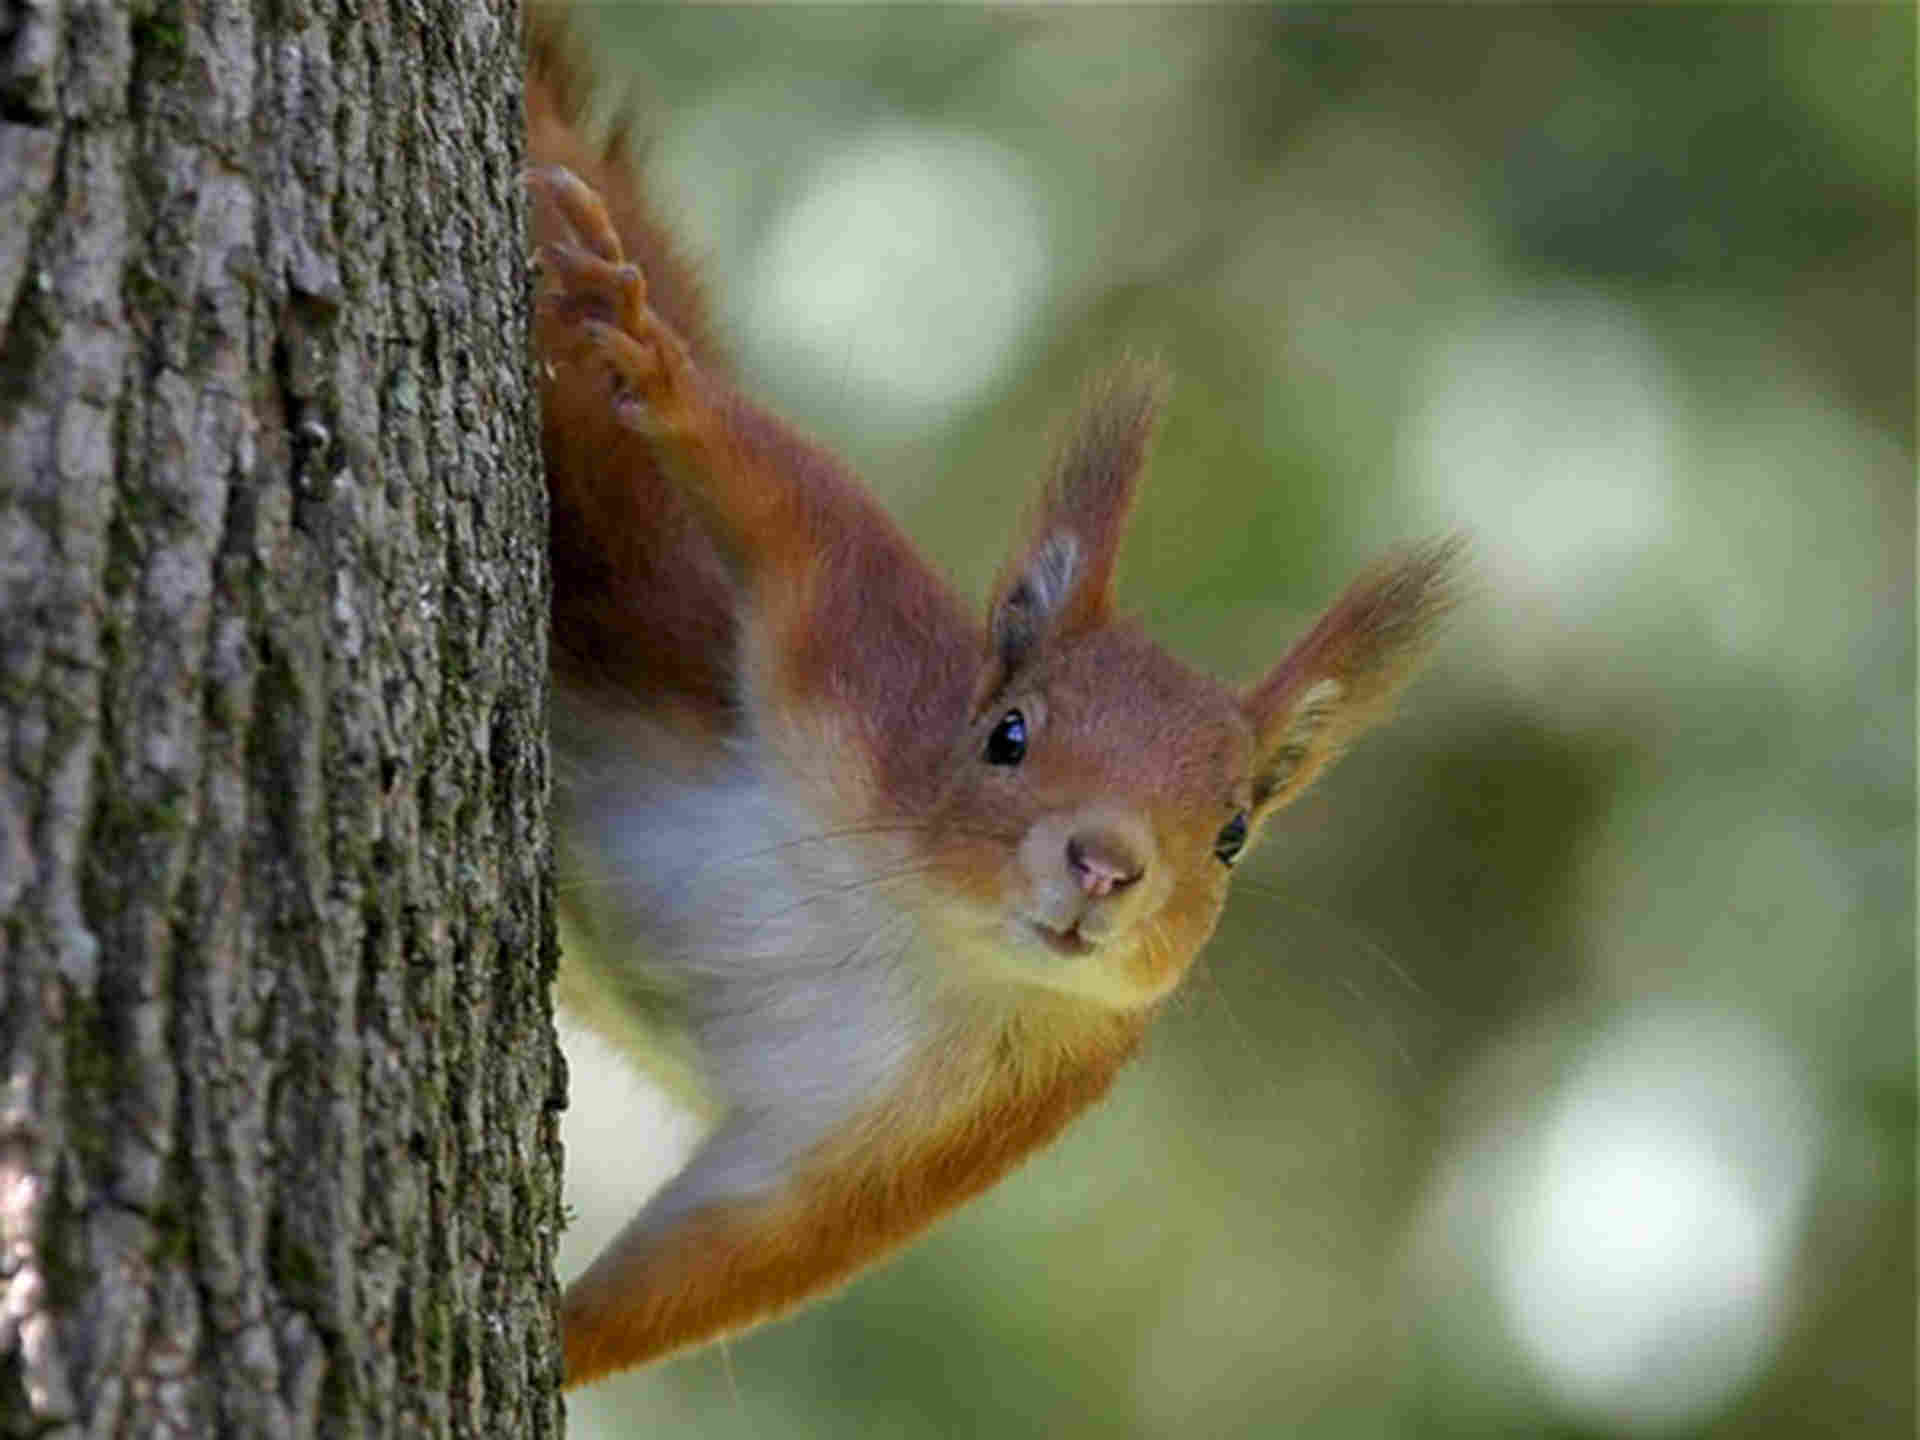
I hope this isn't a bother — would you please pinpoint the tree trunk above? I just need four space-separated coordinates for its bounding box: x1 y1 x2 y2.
0 2 562 1436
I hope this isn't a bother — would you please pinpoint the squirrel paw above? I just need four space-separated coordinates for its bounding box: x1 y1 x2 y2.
527 165 627 266
530 166 703 438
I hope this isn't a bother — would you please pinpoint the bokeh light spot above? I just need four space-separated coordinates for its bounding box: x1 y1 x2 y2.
745 127 1050 421
1494 1011 1817 1433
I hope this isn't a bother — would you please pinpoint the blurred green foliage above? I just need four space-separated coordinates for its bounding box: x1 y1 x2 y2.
554 7 1913 1437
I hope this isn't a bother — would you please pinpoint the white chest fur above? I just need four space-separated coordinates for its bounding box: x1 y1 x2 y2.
553 706 933 1213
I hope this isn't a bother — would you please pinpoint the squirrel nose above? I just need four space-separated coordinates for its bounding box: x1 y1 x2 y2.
1067 831 1144 898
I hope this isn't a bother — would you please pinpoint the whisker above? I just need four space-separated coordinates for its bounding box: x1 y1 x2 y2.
819 906 920 976
672 818 1014 878
736 857 949 934
1212 877 1439 1095
555 819 1014 903
1226 876 1436 1010
1168 922 1304 1113
585 808 1011 871
715 1335 748 1433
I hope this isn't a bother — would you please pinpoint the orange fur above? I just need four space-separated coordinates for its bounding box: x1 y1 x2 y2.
563 1006 1143 1382
529 8 1457 1385
529 8 736 727
1241 538 1461 825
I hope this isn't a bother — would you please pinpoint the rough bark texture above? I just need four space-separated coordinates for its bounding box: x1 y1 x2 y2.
0 1 563 1436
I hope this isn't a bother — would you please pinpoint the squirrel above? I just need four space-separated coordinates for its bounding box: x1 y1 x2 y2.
526 7 1459 1388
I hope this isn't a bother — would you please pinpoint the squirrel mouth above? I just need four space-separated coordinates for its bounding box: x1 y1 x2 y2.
1029 920 1098 959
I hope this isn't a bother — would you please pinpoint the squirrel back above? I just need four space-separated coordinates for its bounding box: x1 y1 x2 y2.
527 9 1459 1387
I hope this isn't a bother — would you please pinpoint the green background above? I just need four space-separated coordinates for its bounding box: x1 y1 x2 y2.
555 7 1914 1437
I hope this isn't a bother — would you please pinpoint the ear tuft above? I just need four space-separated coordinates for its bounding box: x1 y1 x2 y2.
995 530 1082 671
987 359 1167 679
1243 536 1464 821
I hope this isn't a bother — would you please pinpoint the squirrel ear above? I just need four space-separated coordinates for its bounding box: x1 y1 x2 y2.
985 360 1166 682
1241 538 1462 824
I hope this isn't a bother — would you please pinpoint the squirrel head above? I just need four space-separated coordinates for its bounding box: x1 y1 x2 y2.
918 362 1458 1010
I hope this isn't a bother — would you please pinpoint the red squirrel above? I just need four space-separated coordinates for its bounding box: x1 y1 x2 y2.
527 11 1458 1387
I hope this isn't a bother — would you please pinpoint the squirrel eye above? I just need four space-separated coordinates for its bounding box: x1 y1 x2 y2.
985 709 1027 766
1213 812 1248 867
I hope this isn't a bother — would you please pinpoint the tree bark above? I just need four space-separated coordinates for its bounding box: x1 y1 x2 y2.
0 2 563 1436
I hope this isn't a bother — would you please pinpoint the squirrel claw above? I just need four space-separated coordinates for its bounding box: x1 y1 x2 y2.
579 317 697 438
539 239 650 337
527 165 628 265
531 166 710 446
